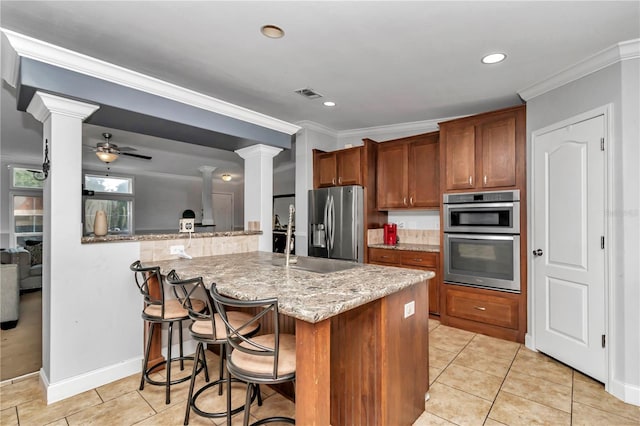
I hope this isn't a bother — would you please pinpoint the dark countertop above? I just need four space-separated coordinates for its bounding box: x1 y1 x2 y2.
368 243 440 253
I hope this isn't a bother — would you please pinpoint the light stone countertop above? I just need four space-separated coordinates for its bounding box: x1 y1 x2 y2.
368 243 440 252
153 251 433 323
82 230 261 243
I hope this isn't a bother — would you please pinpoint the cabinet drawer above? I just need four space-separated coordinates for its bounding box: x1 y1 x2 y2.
368 248 401 265
400 251 438 268
445 286 518 330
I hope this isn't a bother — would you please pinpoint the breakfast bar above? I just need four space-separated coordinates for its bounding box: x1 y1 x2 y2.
154 251 433 425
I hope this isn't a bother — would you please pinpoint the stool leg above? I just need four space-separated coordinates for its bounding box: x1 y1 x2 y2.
179 320 185 370
243 383 252 426
140 322 154 391
226 366 233 426
166 321 174 405
218 344 225 395
256 384 263 406
184 341 203 425
201 343 210 382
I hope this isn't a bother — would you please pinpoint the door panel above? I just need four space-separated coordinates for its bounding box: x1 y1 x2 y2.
445 125 475 190
408 137 439 208
533 115 605 381
377 142 407 209
481 116 516 188
212 193 233 232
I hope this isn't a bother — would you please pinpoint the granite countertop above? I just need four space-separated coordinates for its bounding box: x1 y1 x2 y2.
81 230 262 244
368 243 440 252
154 251 433 324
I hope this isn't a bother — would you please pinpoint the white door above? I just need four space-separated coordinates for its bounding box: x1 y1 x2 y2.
532 115 606 382
212 192 234 232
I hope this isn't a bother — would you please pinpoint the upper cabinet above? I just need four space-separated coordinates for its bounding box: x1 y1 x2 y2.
313 146 362 188
376 131 439 210
440 105 525 192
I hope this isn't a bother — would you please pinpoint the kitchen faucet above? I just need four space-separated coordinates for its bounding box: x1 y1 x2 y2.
284 204 296 267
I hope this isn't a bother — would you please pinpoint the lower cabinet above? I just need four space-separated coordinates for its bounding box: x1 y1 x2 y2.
368 247 440 316
441 283 524 343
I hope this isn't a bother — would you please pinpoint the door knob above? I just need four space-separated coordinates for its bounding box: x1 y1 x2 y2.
533 249 543 256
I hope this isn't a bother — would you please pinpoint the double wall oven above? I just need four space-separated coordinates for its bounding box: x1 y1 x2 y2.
443 190 521 293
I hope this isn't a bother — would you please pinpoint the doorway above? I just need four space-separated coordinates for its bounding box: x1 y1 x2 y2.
531 109 608 383
212 192 234 232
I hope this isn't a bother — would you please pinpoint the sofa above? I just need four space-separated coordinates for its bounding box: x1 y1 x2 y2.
1 263 19 329
0 247 42 291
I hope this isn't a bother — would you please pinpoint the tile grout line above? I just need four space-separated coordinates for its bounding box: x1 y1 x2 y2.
479 340 521 425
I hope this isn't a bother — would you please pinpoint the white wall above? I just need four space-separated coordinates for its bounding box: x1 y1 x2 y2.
526 58 639 404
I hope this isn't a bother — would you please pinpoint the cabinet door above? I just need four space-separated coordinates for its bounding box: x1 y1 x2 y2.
400 251 440 315
376 142 408 209
316 152 337 187
337 148 362 186
444 125 476 190
408 136 439 208
480 116 517 188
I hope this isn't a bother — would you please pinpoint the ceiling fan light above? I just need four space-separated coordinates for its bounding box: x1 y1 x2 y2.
96 150 119 163
221 173 232 182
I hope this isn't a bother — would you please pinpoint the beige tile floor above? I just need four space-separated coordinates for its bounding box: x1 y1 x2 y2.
1 319 639 425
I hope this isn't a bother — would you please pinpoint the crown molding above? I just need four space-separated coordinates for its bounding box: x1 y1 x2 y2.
337 116 455 142
27 91 99 123
235 144 283 159
1 28 300 136
1 31 20 87
519 38 640 101
295 120 339 138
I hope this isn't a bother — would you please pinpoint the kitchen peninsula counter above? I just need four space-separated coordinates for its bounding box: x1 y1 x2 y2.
81 229 261 243
154 251 433 425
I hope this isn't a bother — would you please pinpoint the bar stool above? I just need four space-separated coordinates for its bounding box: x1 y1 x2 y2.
210 283 296 426
130 260 206 405
166 271 262 425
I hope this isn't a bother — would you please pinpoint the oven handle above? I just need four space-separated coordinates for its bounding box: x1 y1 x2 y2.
445 233 518 241
444 201 516 210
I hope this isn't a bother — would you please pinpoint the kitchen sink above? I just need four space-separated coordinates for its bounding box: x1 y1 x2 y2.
273 256 359 274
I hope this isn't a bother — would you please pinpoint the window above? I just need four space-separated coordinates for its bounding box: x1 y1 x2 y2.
13 194 43 246
12 167 45 189
83 174 134 235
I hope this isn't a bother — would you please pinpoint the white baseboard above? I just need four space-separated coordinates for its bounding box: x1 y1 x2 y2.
524 332 536 351
609 377 640 407
42 357 141 404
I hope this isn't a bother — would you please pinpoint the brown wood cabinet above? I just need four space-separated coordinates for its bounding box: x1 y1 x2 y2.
369 247 440 316
376 131 439 209
442 284 523 342
313 146 362 188
440 105 525 192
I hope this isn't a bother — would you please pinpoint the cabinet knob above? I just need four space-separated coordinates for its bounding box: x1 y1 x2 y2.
473 306 487 311
338 177 342 185
403 197 408 206
332 178 336 185
410 196 414 206
483 175 487 185
413 258 422 262
469 176 473 185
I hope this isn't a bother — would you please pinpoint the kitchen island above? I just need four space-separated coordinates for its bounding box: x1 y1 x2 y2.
154 251 433 426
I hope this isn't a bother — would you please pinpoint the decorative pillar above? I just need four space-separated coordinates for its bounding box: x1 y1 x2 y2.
198 166 216 226
235 144 282 252
26 92 99 387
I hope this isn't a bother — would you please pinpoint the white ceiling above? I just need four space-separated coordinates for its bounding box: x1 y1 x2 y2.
1 1 638 170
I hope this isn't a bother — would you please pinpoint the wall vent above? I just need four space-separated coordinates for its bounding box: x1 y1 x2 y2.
294 88 323 99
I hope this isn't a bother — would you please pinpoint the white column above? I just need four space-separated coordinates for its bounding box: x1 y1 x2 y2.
27 93 99 387
235 144 282 252
198 166 216 226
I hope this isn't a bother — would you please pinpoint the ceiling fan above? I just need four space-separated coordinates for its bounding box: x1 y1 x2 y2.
87 133 152 164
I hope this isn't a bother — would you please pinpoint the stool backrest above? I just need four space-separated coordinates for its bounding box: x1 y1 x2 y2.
210 283 283 379
165 270 213 324
130 260 167 317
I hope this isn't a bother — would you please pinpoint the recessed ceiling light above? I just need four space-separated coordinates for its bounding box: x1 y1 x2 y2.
261 25 284 39
323 101 336 107
482 53 506 64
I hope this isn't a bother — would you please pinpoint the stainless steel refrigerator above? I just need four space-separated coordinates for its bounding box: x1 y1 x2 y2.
308 185 364 262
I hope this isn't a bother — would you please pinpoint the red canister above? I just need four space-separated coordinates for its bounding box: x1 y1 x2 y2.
383 223 397 245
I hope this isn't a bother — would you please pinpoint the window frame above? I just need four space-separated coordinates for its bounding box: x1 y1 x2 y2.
10 165 45 190
82 171 135 236
10 190 44 247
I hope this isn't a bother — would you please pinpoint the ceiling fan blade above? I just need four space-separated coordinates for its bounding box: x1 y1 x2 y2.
122 152 152 160
117 146 138 152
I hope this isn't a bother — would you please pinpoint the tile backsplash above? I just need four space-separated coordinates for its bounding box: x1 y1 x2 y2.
368 228 439 245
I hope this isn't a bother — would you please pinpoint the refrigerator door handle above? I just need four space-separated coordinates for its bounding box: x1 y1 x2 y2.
352 191 357 256
329 195 335 252
324 195 330 251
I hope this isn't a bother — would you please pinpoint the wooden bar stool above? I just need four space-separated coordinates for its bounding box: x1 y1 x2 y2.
130 260 206 405
210 283 296 426
166 271 262 425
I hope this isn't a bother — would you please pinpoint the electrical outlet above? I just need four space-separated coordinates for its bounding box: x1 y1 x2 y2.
404 300 415 318
170 245 185 255
397 222 405 229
